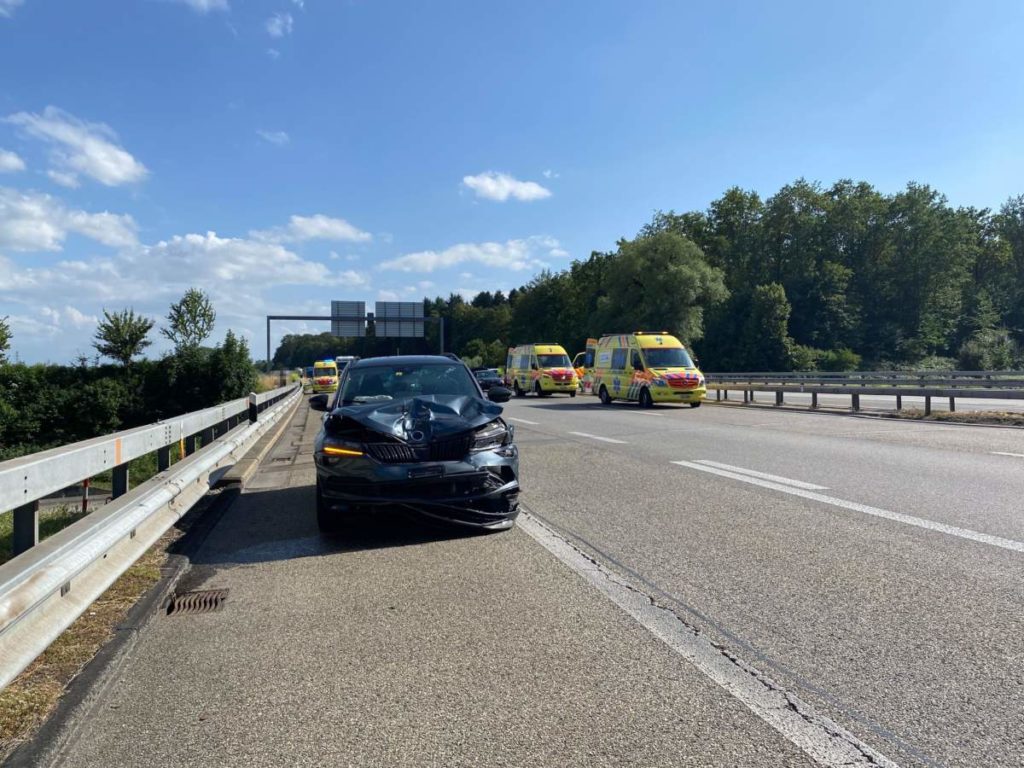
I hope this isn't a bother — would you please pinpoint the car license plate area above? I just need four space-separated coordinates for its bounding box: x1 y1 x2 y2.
408 465 445 479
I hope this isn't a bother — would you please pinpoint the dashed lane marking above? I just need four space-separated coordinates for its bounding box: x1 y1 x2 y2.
507 417 540 425
568 431 628 444
693 460 829 490
673 459 1024 555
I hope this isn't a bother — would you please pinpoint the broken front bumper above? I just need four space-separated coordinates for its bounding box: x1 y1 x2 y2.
315 445 520 529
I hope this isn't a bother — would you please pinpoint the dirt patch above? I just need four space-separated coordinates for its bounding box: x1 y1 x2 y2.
881 409 1024 427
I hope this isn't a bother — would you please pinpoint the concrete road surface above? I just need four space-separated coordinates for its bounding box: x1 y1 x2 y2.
32 395 1024 767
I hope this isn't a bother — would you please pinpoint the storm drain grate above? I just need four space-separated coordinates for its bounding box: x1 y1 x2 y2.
166 589 229 616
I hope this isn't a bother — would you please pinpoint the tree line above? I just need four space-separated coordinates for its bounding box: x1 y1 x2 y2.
272 179 1024 372
0 290 258 459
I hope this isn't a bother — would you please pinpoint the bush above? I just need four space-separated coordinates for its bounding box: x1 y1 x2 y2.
958 329 1021 370
818 347 862 372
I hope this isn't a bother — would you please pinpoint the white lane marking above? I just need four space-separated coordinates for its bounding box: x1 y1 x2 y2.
673 460 1024 555
568 431 628 444
992 451 1024 458
507 417 540 425
518 512 899 768
693 460 829 490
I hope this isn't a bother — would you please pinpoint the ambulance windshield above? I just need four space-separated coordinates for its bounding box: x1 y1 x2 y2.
538 354 572 368
643 348 694 368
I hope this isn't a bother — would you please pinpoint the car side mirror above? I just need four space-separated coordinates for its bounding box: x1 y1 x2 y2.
309 394 329 411
488 386 512 403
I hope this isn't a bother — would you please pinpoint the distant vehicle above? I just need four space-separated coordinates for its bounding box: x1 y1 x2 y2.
309 355 517 533
312 360 339 394
305 366 314 379
334 355 357 373
506 343 578 398
591 332 705 408
572 338 598 394
473 368 503 391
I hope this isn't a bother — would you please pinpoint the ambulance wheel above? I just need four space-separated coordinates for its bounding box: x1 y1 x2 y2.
690 401 702 408
598 385 612 405
534 381 549 397
639 388 654 409
514 381 525 397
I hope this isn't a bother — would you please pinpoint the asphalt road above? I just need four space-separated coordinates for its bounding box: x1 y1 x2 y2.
34 394 1024 767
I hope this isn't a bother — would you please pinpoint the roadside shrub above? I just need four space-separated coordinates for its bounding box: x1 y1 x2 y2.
817 347 862 372
958 328 1021 370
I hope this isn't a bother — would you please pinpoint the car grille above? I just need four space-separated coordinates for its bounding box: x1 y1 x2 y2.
667 377 700 389
365 433 473 464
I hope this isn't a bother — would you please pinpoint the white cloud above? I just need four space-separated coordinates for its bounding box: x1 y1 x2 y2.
418 280 435 290
251 214 371 244
172 0 229 11
337 270 369 288
265 12 293 37
47 169 80 188
377 289 401 301
0 187 138 251
462 171 551 202
542 169 559 179
0 149 25 173
63 305 98 328
257 129 289 145
381 236 565 273
5 106 148 187
0 0 24 19
292 0 304 7
266 48 281 60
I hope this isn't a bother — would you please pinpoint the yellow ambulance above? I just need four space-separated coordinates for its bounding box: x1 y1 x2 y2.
572 338 598 394
591 332 705 407
311 360 340 394
506 343 579 397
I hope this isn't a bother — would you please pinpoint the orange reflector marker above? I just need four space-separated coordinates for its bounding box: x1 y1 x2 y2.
323 445 363 457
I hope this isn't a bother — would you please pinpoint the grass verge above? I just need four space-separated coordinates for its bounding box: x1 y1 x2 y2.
881 409 1024 427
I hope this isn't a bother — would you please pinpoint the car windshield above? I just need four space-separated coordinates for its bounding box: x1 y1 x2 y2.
314 366 337 376
475 370 499 379
340 363 480 404
642 348 695 368
537 354 571 368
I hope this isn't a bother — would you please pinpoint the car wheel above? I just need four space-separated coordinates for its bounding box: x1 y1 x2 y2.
534 381 544 397
690 401 702 408
598 385 612 405
639 388 654 408
569 390 576 398
513 381 525 398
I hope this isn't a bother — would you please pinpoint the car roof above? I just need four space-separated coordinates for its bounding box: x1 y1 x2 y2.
349 355 465 368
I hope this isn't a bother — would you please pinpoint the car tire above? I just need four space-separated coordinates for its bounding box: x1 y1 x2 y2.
598 385 612 405
639 388 654 409
569 390 576 398
690 401 702 408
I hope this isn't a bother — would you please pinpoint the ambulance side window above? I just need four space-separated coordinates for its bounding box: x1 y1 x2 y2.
611 348 627 370
631 350 644 370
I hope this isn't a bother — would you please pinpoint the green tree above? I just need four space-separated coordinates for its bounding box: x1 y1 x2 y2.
594 232 728 343
737 284 795 370
162 288 216 351
0 315 10 364
93 309 154 366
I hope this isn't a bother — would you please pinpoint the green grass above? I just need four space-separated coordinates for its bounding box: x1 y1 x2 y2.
0 505 89 567
883 409 1024 427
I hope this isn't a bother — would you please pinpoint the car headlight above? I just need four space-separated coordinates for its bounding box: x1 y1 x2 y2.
472 419 511 452
319 437 364 465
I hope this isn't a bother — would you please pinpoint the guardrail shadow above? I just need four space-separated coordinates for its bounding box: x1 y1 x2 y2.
190 483 481 567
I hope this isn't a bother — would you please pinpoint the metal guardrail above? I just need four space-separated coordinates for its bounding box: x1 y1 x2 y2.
0 383 301 691
705 371 1024 414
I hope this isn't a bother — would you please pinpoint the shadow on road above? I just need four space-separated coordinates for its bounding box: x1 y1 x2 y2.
190 483 484 568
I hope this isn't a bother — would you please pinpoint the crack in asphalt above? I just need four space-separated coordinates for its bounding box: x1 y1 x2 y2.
519 509 912 768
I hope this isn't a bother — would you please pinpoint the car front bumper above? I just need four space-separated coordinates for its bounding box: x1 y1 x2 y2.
652 386 706 403
316 445 520 529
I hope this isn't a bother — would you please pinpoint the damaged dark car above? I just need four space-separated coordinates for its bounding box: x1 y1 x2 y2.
309 356 519 533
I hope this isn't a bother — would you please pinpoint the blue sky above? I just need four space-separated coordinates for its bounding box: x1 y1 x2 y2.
2 0 1023 363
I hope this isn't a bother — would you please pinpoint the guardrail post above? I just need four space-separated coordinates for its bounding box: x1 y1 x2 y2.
750 391 755 403
200 426 215 447
157 446 171 472
716 389 721 401
852 394 860 411
12 500 40 556
925 396 932 416
249 392 258 424
112 463 129 499
185 435 197 456
775 390 783 406
896 394 902 411
811 392 818 409
949 396 955 412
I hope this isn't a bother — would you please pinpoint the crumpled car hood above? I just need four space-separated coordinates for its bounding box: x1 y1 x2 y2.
329 395 503 442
